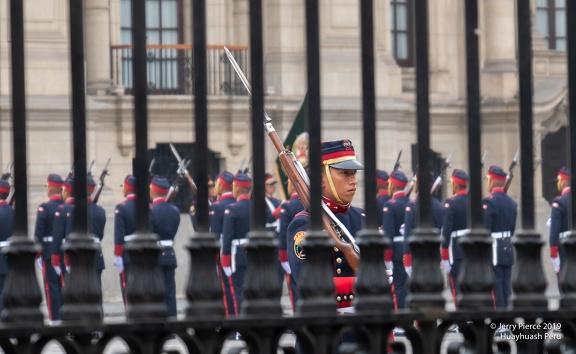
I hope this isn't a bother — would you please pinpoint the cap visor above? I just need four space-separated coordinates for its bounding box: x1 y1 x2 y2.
330 160 364 170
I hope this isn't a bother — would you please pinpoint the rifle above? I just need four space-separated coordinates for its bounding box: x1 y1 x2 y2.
87 159 95 176
149 158 156 178
404 165 418 197
169 144 198 195
504 148 520 192
237 157 246 174
430 149 454 195
66 164 75 180
224 46 360 272
166 159 191 202
1 162 13 180
243 157 252 174
91 158 111 204
480 149 488 170
392 150 402 172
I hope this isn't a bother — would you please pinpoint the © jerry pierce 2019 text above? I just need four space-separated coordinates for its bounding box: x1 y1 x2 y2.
489 322 561 331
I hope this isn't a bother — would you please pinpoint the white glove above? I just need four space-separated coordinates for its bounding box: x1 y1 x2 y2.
35 257 43 271
551 257 560 273
223 266 232 277
114 256 124 273
66 266 70 273
386 269 393 284
405 266 412 278
441 260 452 274
546 218 551 229
53 265 62 276
399 223 405 236
385 261 393 271
281 261 292 274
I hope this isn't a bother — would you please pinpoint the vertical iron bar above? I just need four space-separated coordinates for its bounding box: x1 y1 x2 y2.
414 0 431 227
69 0 88 233
249 0 265 231
132 0 150 231
9 0 28 236
464 0 483 228
305 0 322 230
568 0 576 230
360 0 377 229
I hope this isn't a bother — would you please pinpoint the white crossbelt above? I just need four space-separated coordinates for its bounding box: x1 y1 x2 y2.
491 231 511 239
560 231 571 239
42 236 53 242
62 236 100 244
450 229 470 238
231 238 249 273
232 238 249 247
393 236 404 242
0 241 9 248
124 234 137 242
158 240 174 247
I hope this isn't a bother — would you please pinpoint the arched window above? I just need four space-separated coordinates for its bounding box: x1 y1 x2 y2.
536 0 566 50
390 0 414 67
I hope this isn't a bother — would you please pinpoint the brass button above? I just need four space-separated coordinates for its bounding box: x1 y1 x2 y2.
334 247 339 252
336 268 342 274
336 257 342 263
162 252 165 256
349 294 354 300
343 295 348 301
336 296 341 301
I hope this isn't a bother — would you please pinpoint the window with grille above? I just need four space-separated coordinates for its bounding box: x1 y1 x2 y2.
536 0 566 51
390 0 414 67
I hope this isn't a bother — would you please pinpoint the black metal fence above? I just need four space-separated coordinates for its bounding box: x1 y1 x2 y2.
3 0 576 353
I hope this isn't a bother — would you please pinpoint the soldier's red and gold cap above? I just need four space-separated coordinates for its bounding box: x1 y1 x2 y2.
150 176 170 194
451 169 469 186
47 174 64 187
87 175 96 192
558 166 571 181
123 175 136 192
321 139 364 170
376 170 389 186
234 173 252 188
487 166 507 181
63 177 75 193
218 171 234 188
389 170 408 188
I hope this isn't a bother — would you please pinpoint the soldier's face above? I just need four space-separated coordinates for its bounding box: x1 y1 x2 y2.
265 183 276 195
322 167 358 204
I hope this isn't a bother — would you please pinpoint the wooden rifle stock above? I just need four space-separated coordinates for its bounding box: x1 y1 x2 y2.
272 131 360 272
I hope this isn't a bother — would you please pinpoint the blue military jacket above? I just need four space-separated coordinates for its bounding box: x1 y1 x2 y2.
278 193 304 257
549 187 570 261
403 195 444 256
150 197 181 267
376 191 391 229
209 192 236 239
287 200 363 308
482 188 517 266
51 199 75 267
114 194 137 264
221 195 251 270
265 195 281 231
0 200 14 274
65 201 107 270
441 190 468 263
34 195 64 260
383 191 409 262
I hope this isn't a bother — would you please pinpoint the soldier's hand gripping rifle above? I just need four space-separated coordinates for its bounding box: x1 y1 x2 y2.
91 158 111 204
169 144 198 196
1 161 13 181
504 148 520 193
224 46 360 272
392 150 402 172
404 165 418 197
430 149 454 195
166 159 191 202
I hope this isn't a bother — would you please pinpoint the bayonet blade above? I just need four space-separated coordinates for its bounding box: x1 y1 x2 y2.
103 158 111 172
224 46 252 95
169 144 184 164
87 159 95 176
512 148 520 163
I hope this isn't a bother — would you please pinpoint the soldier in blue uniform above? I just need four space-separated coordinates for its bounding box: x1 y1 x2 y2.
287 139 364 311
113 175 137 307
209 171 237 316
64 176 107 294
376 170 390 229
263 172 285 290
190 178 217 232
0 179 14 314
149 176 181 317
403 173 444 278
278 180 304 309
483 166 517 308
440 169 469 304
220 173 252 314
549 167 570 275
383 169 410 309
51 177 76 292
33 174 65 321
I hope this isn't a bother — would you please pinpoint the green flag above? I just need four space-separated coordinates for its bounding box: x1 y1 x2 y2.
274 93 309 199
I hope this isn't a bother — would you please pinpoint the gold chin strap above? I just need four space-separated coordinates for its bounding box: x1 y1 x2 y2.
324 163 344 204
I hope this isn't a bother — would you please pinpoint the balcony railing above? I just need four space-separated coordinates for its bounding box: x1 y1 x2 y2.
110 44 250 96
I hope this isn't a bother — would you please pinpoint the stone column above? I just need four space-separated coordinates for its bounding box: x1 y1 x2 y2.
85 0 112 95
481 0 517 99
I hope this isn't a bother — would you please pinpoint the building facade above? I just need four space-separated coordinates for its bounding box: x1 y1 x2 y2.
0 0 569 300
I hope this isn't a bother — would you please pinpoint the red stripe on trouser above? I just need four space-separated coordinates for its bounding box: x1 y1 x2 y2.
491 290 496 309
121 271 128 306
42 261 54 320
286 274 294 310
217 266 229 315
391 284 398 310
228 276 239 315
448 273 457 307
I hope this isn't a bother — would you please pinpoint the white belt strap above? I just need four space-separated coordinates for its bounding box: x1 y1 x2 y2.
450 229 470 238
0 241 9 248
231 238 249 273
560 231 571 239
124 234 137 242
92 237 101 244
491 231 511 239
393 236 404 242
158 240 174 247
232 238 249 247
42 236 53 242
